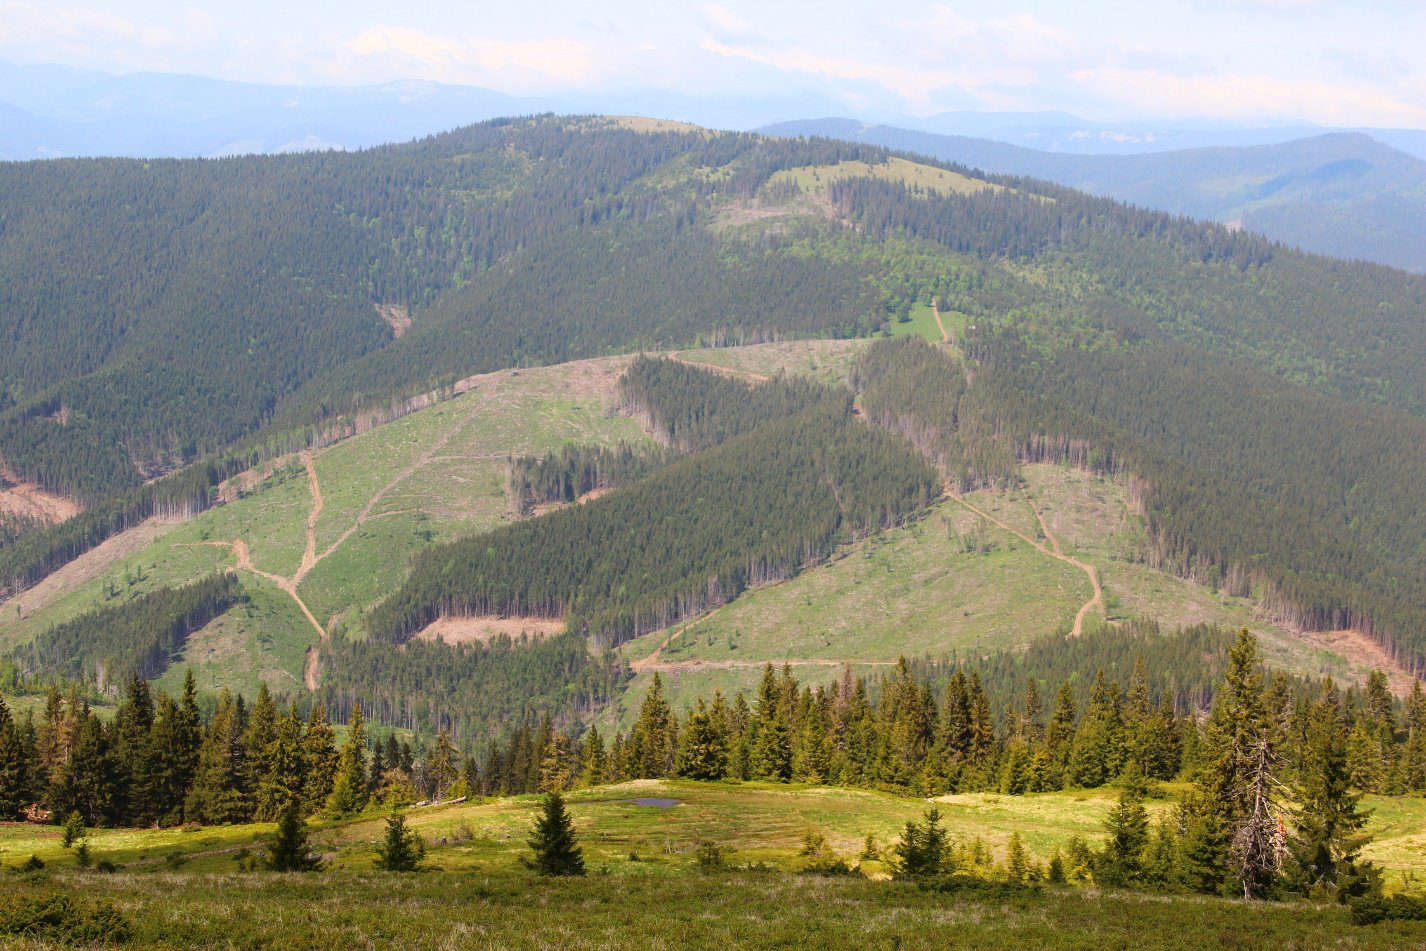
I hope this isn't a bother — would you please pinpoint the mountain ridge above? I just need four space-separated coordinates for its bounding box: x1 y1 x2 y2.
759 119 1426 271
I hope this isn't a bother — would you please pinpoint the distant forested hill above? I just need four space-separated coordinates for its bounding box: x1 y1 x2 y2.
761 119 1426 272
6 113 1426 685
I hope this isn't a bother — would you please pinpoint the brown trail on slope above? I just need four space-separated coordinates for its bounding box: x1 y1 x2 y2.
947 488 1104 639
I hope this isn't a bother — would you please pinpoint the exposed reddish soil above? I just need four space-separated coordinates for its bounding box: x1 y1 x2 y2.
0 458 81 524
414 615 565 646
375 303 413 338
1298 628 1416 697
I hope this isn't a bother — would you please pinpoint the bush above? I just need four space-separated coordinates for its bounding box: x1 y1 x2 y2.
0 894 132 944
1350 894 1426 925
918 874 1042 899
800 856 860 877
694 841 731 871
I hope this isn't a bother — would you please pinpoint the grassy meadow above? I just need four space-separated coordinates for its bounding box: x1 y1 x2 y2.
766 157 1000 198
615 463 1351 720
4 779 1426 949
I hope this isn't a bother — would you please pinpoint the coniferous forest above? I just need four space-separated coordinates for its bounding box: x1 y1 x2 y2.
4 116 1426 683
0 628 1415 904
3 115 1426 944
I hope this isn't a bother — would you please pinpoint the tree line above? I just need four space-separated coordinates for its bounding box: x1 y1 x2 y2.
1 628 1409 904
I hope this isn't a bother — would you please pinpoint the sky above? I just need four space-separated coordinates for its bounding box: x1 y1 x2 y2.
1 0 1423 128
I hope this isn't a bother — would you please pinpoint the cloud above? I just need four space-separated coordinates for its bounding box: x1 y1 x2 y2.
1072 65 1426 126
700 4 749 38
345 25 598 89
700 38 1018 108
924 7 1075 66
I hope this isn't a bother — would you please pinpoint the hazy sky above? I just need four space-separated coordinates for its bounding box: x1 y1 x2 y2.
2 0 1422 127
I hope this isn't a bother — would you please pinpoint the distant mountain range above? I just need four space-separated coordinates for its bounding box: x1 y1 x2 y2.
2 60 1425 271
761 119 1426 272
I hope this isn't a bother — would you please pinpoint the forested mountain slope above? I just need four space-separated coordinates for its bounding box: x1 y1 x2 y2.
761 119 1426 272
4 116 1426 740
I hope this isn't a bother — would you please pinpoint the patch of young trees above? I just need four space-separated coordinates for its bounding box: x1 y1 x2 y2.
16 573 243 686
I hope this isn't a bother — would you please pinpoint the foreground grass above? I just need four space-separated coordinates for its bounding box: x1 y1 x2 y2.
4 864 1423 949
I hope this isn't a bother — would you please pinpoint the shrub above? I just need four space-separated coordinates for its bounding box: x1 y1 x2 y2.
1350 894 1426 925
0 894 132 944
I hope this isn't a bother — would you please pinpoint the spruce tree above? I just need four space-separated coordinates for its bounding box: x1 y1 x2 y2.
184 690 247 825
325 704 369 818
372 808 425 872
1402 680 1426 793
891 806 950 879
254 711 305 822
112 674 155 826
631 674 677 779
577 725 606 788
1096 767 1149 887
242 684 279 810
48 709 113 825
425 729 459 800
0 693 28 819
266 798 324 872
1193 628 1278 897
61 810 86 848
676 698 728 781
1283 688 1380 900
300 702 338 814
526 791 585 876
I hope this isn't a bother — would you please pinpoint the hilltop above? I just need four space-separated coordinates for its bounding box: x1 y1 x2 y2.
761 120 1426 272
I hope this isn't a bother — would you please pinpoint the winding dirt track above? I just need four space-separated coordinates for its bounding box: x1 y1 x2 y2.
931 300 950 343
947 489 1104 638
297 453 323 582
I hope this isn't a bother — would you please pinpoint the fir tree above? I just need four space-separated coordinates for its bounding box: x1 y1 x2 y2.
675 698 728 781
0 693 29 819
891 806 950 879
266 798 324 872
526 791 585 877
1096 767 1150 887
300 702 338 814
1283 688 1380 901
372 808 425 872
326 704 368 819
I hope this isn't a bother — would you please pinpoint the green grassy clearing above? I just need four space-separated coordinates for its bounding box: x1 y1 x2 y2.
5 780 1425 880
671 340 869 385
3 780 1425 949
767 157 1000 198
888 301 944 342
618 464 1365 715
